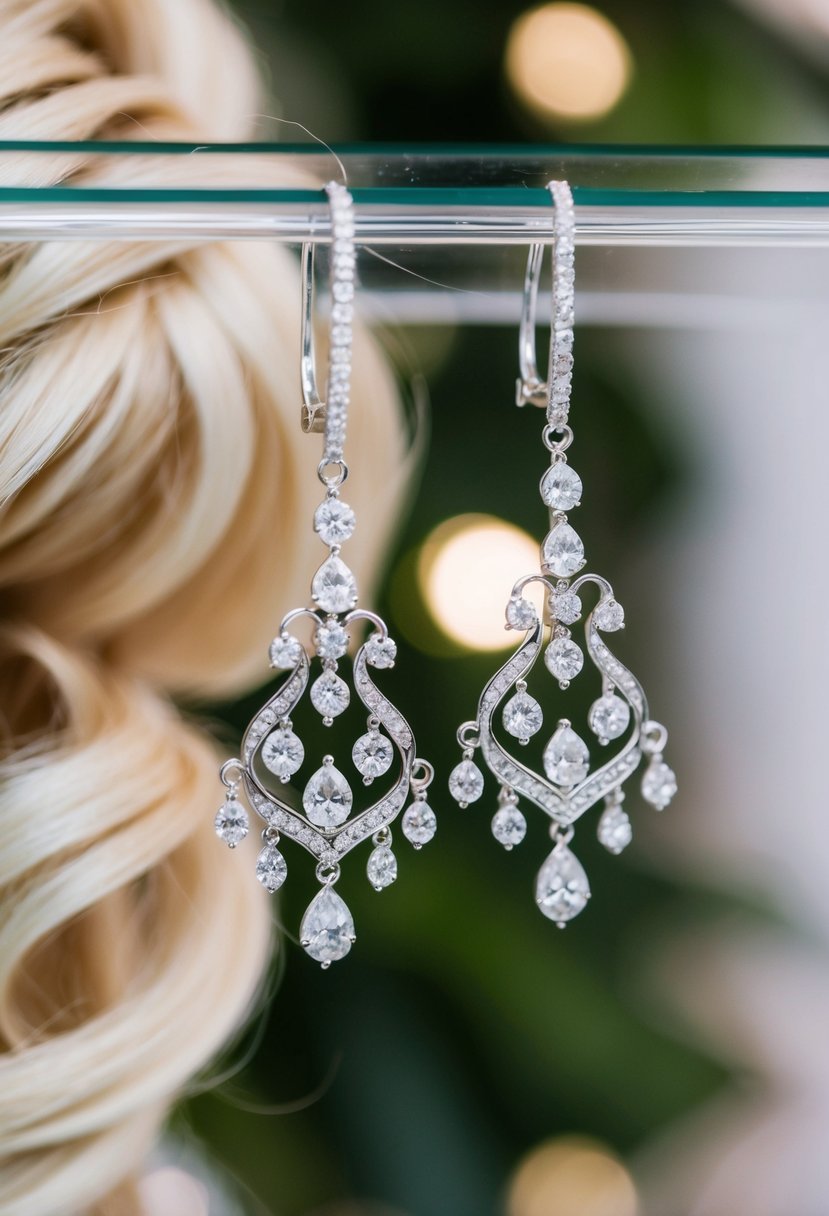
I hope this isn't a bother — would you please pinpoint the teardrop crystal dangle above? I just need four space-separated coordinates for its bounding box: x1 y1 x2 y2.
215 182 434 966
450 180 676 926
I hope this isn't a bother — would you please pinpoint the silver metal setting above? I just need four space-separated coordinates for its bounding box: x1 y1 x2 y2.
452 180 676 928
217 181 434 967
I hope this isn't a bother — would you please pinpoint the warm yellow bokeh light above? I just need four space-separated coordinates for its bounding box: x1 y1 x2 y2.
505 3 632 122
507 1135 639 1216
419 514 542 652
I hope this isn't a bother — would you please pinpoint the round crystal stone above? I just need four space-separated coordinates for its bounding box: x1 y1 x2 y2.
597 804 633 854
256 844 288 892
492 805 527 849
364 635 397 669
543 723 590 787
402 801 437 847
315 620 350 660
545 636 584 682
502 691 543 744
594 598 625 632
261 728 304 781
367 844 398 890
214 798 248 847
269 633 303 669
588 694 630 744
310 671 350 720
551 589 581 626
506 596 538 630
314 497 356 546
302 759 353 829
641 759 677 810
352 730 393 780
448 758 485 806
540 461 583 511
300 887 355 966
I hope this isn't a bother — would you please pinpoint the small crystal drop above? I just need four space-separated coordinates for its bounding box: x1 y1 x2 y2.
367 844 398 890
492 805 527 849
300 887 355 966
544 636 584 682
502 691 543 744
402 801 437 847
310 670 350 720
352 730 393 780
448 759 485 806
315 620 350 660
542 522 586 578
256 844 288 891
302 760 353 829
543 723 590 787
314 498 356 546
535 843 591 925
597 804 633 854
594 598 625 632
312 555 358 614
540 462 583 511
214 799 248 847
364 635 397 669
588 694 630 743
269 633 303 669
506 596 538 630
260 728 304 781
641 758 677 810
551 589 581 626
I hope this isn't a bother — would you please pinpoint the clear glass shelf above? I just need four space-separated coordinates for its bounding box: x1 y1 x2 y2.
3 143 829 246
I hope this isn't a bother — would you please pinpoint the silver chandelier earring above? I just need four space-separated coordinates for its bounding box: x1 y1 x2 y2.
215 181 435 967
448 180 677 927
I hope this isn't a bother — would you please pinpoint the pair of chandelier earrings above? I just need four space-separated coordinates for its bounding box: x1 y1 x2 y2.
214 181 677 968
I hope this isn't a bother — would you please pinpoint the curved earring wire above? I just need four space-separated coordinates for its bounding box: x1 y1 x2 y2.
300 241 326 434
515 241 547 409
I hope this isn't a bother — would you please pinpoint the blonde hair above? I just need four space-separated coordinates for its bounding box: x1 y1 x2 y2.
0 2 406 1212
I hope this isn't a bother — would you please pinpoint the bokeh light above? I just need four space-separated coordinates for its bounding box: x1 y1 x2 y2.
419 513 542 651
505 3 633 123
507 1135 639 1216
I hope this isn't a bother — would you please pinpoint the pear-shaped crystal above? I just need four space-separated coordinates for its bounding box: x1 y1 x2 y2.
300 887 355 966
597 803 633 854
448 759 485 806
540 461 583 511
588 694 630 744
535 843 591 925
542 523 585 578
261 728 304 781
544 637 584 682
302 759 353 829
311 555 358 613
367 844 398 890
402 801 437 847
491 805 527 849
310 670 350 721
641 758 677 810
255 843 288 891
214 798 248 847
502 691 543 743
352 730 393 781
543 723 590 786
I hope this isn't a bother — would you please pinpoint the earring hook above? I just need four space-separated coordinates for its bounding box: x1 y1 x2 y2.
515 180 576 427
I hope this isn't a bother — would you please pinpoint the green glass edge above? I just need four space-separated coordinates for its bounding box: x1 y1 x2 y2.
0 186 828 207
1 140 829 157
